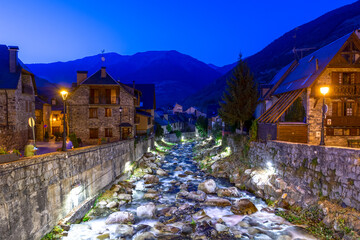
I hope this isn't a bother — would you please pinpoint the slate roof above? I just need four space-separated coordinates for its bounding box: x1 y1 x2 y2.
272 32 353 95
126 83 155 110
81 68 119 85
0 44 36 92
137 109 152 117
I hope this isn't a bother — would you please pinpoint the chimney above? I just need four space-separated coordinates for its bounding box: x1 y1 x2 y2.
101 67 106 78
8 46 19 73
77 71 88 85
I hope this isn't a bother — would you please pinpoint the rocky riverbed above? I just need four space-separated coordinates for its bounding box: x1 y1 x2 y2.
61 141 317 240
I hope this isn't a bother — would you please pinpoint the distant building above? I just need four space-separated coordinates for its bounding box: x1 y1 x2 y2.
35 96 64 141
67 67 136 145
258 30 360 147
0 45 36 150
172 103 183 113
207 104 222 130
185 106 206 118
128 83 156 137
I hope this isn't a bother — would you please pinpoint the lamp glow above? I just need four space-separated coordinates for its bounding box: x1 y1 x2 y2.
320 86 329 95
60 90 69 100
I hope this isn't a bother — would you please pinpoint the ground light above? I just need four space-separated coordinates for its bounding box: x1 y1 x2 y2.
67 184 83 211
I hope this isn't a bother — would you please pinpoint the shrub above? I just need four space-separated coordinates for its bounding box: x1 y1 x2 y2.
175 130 182 139
166 124 172 133
155 123 164 138
69 133 79 148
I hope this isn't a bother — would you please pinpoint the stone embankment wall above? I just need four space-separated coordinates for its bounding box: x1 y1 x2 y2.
0 137 153 240
245 140 360 211
164 131 196 143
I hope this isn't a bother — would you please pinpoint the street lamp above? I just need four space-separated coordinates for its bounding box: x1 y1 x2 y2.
119 107 123 140
319 86 329 146
60 90 69 151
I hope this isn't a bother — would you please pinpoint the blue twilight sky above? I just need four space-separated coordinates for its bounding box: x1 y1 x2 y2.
0 0 356 66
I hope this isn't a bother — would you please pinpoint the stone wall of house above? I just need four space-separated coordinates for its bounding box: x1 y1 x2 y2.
0 74 35 150
246 140 360 211
307 68 360 146
0 137 154 240
67 85 135 145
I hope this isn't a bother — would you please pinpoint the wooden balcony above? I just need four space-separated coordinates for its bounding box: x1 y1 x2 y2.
326 116 360 127
332 84 360 97
89 96 119 105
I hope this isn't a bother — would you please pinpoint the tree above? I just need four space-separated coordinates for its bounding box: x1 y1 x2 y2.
155 122 164 138
285 97 306 122
196 116 208 137
219 56 258 134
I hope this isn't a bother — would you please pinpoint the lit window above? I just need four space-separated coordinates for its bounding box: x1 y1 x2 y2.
89 108 98 118
105 108 112 117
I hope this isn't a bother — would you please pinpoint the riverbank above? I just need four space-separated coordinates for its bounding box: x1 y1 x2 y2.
193 136 360 240
46 139 318 240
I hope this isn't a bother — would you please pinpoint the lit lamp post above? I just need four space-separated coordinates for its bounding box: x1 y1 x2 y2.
319 86 329 146
119 107 123 140
60 90 69 151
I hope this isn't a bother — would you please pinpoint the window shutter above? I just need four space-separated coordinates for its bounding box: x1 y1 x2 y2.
332 102 338 117
356 72 360 84
331 72 339 85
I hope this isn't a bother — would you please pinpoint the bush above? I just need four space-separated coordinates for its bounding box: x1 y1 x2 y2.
155 123 164 138
196 116 208 137
175 130 182 139
69 133 79 148
249 119 258 142
166 124 172 133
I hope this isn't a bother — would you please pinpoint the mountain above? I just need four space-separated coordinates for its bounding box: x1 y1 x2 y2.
183 0 360 111
28 51 222 107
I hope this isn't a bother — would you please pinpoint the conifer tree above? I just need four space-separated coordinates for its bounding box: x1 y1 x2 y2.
219 56 258 134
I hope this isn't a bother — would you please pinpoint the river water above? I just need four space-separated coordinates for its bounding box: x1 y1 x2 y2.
63 142 316 240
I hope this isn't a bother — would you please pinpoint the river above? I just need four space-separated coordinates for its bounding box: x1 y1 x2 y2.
63 141 316 240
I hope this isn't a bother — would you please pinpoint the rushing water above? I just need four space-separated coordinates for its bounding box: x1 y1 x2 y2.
64 142 316 240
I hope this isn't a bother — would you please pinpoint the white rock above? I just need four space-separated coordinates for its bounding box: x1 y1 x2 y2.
105 211 134 224
106 201 118 209
198 179 217 194
136 202 156 219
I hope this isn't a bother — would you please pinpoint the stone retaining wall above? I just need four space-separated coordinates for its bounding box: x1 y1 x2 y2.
164 131 196 143
0 137 153 240
247 140 360 210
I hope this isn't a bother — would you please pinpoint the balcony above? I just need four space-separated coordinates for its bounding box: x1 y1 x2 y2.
332 84 360 97
89 96 119 105
326 116 360 127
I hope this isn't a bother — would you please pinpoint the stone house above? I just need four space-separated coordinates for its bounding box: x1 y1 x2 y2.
258 30 360 147
67 67 136 145
0 45 36 150
185 106 206 118
128 83 156 136
35 96 64 141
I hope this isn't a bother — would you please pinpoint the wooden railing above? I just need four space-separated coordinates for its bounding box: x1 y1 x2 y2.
326 116 360 127
332 84 360 97
89 96 119 105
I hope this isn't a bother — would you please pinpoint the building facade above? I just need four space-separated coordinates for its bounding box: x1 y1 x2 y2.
0 45 36 150
258 31 360 147
67 67 136 145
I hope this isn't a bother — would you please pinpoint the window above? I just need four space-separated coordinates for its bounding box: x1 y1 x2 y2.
105 89 111 104
51 99 56 105
105 108 112 117
90 89 99 104
344 102 353 116
105 128 113 137
123 107 129 116
111 89 117 104
89 108 98 118
90 128 99 139
148 117 151 125
25 101 28 112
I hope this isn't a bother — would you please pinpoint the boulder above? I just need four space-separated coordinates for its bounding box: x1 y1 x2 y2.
137 202 156 219
203 198 231 207
177 190 206 202
143 193 159 201
175 166 183 171
215 223 228 232
217 187 240 197
115 224 134 237
143 174 159 184
106 201 118 209
133 231 156 240
96 233 110 240
184 170 194 175
117 194 132 202
153 222 180 234
198 179 217 194
230 199 258 215
156 168 168 176
105 211 134 224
